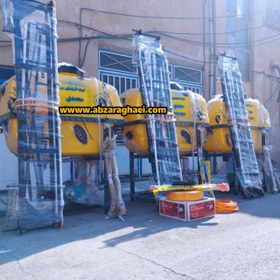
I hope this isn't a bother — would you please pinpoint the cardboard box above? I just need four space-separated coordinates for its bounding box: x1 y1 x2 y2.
159 197 215 222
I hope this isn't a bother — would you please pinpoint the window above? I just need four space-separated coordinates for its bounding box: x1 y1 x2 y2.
0 66 14 85
175 82 202 94
171 65 202 94
237 20 249 49
99 50 139 95
184 85 202 94
173 65 202 84
237 51 250 81
99 50 136 74
226 0 250 81
100 71 138 95
226 17 236 45
98 50 203 95
227 0 249 20
236 0 249 20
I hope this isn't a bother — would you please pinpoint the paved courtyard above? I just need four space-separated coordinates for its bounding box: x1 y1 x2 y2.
1 187 280 280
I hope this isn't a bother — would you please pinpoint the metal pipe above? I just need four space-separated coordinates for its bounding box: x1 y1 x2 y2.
209 0 217 99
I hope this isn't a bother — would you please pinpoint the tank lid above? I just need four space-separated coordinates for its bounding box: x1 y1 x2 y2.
170 81 184 91
58 62 85 78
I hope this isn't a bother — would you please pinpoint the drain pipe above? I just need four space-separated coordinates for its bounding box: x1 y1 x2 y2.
209 0 218 173
209 0 217 99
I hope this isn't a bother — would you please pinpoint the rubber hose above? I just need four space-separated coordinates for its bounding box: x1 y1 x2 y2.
216 199 239 213
166 190 204 201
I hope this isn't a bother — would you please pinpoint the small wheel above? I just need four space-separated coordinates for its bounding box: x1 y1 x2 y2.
258 189 264 196
16 228 26 235
53 217 64 229
242 189 252 199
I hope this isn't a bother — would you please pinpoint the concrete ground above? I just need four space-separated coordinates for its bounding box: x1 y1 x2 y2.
0 182 280 280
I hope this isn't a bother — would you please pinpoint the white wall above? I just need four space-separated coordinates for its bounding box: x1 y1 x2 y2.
0 133 18 190
0 133 152 192
115 144 152 177
0 134 74 190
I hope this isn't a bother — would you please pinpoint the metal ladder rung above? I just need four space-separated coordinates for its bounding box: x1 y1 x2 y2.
135 33 182 185
219 54 263 194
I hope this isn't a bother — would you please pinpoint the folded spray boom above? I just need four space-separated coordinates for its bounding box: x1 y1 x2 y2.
150 183 230 195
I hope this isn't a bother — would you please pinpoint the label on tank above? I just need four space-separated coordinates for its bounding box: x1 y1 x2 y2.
214 113 222 124
74 124 88 144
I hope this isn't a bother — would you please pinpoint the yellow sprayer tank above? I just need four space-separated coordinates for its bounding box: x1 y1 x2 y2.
204 95 232 153
122 88 209 155
245 98 271 153
204 95 271 153
0 64 122 156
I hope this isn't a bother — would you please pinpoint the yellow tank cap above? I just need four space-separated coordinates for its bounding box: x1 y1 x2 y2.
166 190 204 201
58 62 85 78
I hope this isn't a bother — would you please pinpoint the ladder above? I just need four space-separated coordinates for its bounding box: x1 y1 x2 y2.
218 54 263 197
3 0 63 230
133 31 182 185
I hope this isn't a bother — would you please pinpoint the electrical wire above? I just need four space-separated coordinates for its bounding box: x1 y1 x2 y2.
264 82 280 105
79 38 91 68
56 32 280 69
253 35 280 47
57 18 280 48
56 29 280 49
81 7 278 21
145 24 266 37
157 31 280 48
63 28 280 49
164 49 207 65
59 18 266 38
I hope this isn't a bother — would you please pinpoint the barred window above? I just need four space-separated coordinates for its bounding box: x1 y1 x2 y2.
99 50 136 73
100 71 138 95
173 66 202 84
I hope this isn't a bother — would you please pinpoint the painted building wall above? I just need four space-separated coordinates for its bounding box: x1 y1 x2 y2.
55 0 206 75
250 0 280 163
0 1 208 86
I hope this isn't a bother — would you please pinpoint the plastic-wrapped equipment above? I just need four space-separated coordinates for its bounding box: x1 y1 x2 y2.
1 0 64 230
64 160 104 205
132 32 182 185
122 88 209 155
245 98 271 153
0 66 123 156
204 95 271 153
204 95 232 153
217 54 263 197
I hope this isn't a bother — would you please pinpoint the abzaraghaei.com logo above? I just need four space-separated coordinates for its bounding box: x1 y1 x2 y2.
59 105 168 116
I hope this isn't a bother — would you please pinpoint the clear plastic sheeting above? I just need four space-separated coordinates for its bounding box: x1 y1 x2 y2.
218 54 263 197
122 88 209 156
6 185 62 231
205 96 271 154
2 0 63 230
257 129 280 194
0 72 123 157
64 160 104 206
133 31 182 185
103 132 126 219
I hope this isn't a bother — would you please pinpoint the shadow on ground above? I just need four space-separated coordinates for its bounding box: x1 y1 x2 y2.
0 179 279 267
0 197 219 266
